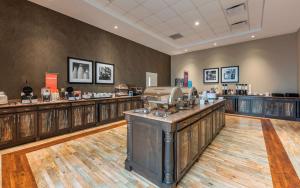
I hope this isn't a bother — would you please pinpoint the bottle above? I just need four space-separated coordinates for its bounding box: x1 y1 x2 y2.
245 84 248 95
240 84 244 95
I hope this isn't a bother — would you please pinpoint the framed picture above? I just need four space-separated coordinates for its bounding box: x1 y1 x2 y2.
95 62 115 84
203 68 219 83
68 57 93 84
221 66 239 83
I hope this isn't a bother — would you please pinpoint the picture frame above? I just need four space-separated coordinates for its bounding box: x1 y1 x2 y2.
221 66 239 83
68 57 93 84
95 62 115 84
203 68 219 83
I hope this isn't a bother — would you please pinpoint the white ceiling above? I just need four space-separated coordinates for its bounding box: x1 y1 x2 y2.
29 0 300 55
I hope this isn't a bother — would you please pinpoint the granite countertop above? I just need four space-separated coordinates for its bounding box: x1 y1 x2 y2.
0 95 142 109
124 99 225 124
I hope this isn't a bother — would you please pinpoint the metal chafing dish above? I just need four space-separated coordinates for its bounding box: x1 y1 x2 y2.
179 87 199 108
136 87 183 117
115 83 129 96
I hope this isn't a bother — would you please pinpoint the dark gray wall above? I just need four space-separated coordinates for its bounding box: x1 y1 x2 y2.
171 34 298 94
0 0 171 99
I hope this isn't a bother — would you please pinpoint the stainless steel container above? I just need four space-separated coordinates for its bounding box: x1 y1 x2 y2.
143 87 183 113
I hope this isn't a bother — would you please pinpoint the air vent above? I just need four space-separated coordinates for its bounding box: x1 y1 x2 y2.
169 33 183 40
226 3 246 15
231 20 248 32
231 20 248 26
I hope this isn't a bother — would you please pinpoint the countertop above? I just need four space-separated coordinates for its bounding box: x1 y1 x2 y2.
221 95 300 99
0 95 142 109
124 99 225 124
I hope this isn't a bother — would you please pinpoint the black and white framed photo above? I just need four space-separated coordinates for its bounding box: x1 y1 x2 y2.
95 62 115 84
221 66 239 83
203 68 219 83
68 57 93 84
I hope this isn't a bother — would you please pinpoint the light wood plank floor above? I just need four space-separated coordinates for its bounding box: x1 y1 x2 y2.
272 119 300 178
25 116 273 188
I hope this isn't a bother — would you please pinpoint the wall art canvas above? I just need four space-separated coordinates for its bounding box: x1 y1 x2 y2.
68 57 93 84
95 62 115 84
221 66 239 83
203 68 219 83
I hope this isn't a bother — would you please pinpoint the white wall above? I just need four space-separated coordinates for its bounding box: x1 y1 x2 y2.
171 34 299 94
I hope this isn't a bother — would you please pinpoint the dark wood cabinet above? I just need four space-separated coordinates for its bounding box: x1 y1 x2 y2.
190 121 199 160
72 106 84 129
224 96 299 121
38 109 56 138
0 96 142 149
16 111 37 144
72 102 96 131
98 100 118 124
84 105 96 125
176 126 190 179
199 118 206 152
225 97 236 113
0 114 16 148
176 108 224 180
126 101 225 188
251 99 264 115
132 98 143 109
238 98 251 114
264 99 296 120
118 98 132 119
56 107 71 133
38 104 71 139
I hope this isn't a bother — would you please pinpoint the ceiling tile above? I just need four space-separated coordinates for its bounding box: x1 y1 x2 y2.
171 0 195 14
124 13 140 23
127 5 152 19
165 17 185 28
163 0 181 6
191 0 213 8
180 10 202 24
156 8 177 22
142 15 163 26
94 0 110 6
111 0 139 11
142 0 167 13
134 0 146 4
106 3 127 15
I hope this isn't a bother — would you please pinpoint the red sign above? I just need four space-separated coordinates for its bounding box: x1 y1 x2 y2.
184 71 188 87
45 73 58 92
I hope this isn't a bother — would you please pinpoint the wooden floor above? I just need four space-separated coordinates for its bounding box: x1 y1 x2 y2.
1 115 300 188
271 119 300 178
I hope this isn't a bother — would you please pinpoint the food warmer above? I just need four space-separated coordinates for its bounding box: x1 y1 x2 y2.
115 83 129 96
178 87 199 109
137 87 183 117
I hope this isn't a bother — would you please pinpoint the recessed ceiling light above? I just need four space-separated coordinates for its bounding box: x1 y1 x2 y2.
213 42 217 46
184 49 188 52
194 21 200 26
251 35 255 38
114 25 118 29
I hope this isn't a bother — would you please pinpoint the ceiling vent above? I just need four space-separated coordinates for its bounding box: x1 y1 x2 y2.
226 3 246 15
231 20 248 32
169 33 183 40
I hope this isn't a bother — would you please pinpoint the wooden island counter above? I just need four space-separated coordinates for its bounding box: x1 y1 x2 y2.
124 100 225 188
